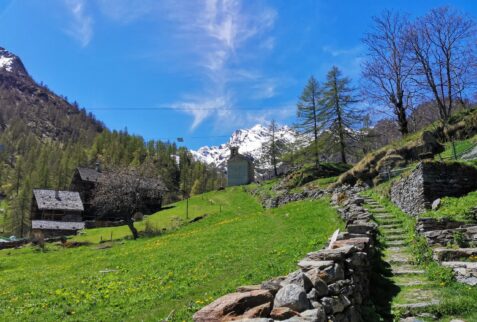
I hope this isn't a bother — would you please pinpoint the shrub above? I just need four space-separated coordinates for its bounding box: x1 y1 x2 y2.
143 220 163 237
31 231 46 252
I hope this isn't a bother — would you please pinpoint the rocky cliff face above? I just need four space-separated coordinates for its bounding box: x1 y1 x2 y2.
0 47 103 142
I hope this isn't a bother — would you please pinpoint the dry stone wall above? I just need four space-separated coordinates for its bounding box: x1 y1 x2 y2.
193 186 377 322
391 161 477 215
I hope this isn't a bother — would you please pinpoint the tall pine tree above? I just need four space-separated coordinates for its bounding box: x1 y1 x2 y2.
321 66 361 164
295 76 323 167
262 120 287 177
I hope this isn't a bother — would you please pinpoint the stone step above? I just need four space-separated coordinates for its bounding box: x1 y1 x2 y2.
387 240 408 247
385 229 406 236
393 300 440 313
373 215 394 220
378 219 402 225
371 211 389 215
396 281 431 287
388 246 405 252
392 268 426 275
381 224 403 229
380 222 404 227
386 235 407 241
370 208 387 212
392 275 431 287
387 253 413 264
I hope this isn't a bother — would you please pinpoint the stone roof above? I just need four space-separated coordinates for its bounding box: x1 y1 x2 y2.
33 189 84 211
76 167 168 191
31 220 85 231
77 167 103 183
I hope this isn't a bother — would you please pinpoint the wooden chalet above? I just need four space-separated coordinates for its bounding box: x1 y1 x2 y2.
30 189 85 237
70 165 168 220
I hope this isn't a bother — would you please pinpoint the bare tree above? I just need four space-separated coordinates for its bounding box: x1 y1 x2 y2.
362 10 415 136
407 6 476 157
92 168 163 240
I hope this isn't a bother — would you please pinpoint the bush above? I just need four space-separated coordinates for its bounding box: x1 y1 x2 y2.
142 220 163 237
31 231 46 252
133 212 144 222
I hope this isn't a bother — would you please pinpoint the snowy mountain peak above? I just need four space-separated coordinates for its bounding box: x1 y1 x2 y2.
191 124 300 171
0 47 27 75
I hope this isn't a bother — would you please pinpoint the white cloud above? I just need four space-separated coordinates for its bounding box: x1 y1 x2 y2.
322 45 363 57
85 0 281 130
165 0 278 130
170 94 233 131
64 0 93 47
320 45 364 79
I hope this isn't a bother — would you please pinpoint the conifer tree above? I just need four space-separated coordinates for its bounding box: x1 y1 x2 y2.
321 66 361 164
262 120 287 177
295 76 323 167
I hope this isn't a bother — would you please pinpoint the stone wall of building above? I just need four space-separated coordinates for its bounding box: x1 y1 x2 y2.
193 186 377 322
391 162 477 215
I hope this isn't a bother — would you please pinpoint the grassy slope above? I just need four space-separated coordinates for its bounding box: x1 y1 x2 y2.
73 188 243 243
0 188 344 321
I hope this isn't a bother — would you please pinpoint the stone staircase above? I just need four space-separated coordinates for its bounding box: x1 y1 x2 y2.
362 197 440 321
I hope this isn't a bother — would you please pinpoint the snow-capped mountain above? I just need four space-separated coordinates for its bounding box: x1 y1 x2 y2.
0 47 27 76
191 124 300 171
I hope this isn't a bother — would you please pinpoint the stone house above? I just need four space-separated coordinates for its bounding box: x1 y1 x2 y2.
70 165 168 220
70 166 103 220
227 147 254 186
30 189 85 237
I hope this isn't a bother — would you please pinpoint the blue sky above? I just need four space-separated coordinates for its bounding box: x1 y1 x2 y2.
1 0 476 149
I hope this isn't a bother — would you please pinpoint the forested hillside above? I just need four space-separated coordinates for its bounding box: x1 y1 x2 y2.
0 48 224 237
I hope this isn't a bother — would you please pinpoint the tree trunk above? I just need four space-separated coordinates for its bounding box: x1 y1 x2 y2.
126 218 139 240
396 102 409 136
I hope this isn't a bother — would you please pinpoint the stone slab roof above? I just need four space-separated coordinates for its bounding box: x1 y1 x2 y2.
33 189 84 211
76 167 168 191
31 220 85 231
77 167 103 183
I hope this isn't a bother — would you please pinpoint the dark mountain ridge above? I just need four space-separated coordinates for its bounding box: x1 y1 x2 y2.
0 47 103 143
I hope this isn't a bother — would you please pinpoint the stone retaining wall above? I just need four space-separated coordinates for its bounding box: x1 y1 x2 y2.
193 186 377 322
260 190 325 209
391 161 477 215
416 218 477 246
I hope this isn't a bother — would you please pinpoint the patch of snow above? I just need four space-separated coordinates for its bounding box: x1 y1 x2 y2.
0 56 13 72
191 124 304 172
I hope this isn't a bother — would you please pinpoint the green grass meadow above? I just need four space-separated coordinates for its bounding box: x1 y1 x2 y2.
0 188 343 321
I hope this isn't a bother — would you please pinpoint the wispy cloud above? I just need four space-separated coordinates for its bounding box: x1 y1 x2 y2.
163 0 277 130
322 45 363 57
321 44 364 79
83 0 280 130
64 0 93 47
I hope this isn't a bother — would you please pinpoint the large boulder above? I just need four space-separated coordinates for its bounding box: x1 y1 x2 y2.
270 307 300 320
274 284 310 312
304 269 328 297
281 270 313 292
299 307 326 322
193 290 273 322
